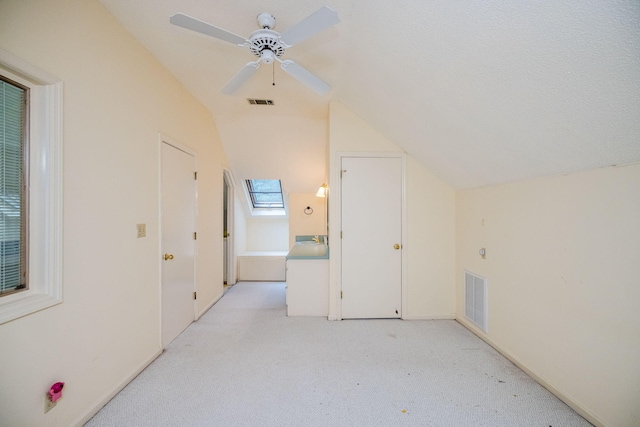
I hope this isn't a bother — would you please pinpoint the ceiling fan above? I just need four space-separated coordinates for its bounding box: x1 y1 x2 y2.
169 6 340 95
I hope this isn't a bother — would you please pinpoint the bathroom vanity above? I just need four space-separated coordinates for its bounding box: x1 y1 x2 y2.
285 236 329 316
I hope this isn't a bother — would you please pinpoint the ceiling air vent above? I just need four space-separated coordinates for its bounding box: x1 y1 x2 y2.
247 99 274 105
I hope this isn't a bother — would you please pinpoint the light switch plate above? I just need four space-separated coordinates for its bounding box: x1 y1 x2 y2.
136 223 146 238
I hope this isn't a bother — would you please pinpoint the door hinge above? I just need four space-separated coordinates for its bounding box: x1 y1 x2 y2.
340 291 343 299
193 291 197 300
194 171 198 180
340 231 343 239
193 232 197 240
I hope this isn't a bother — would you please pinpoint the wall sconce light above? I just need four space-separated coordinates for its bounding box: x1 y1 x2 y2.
316 183 328 198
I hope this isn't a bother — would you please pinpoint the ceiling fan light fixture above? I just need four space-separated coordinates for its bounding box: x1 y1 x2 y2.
260 49 275 64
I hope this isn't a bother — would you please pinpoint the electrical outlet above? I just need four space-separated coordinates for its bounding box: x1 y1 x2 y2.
44 394 56 413
136 223 146 238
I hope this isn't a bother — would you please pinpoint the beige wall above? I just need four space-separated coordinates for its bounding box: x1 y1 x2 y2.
216 113 327 195
232 185 291 254
405 156 456 317
2 2 634 426
245 218 289 252
233 193 248 255
0 1 228 425
288 193 327 248
456 163 640 427
328 102 456 319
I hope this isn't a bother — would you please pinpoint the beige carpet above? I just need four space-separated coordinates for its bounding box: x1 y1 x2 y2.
85 282 591 426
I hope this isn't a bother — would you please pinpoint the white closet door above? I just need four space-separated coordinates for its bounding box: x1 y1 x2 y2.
161 142 196 347
341 156 402 319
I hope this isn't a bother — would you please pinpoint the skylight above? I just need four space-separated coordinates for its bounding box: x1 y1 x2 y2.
245 179 284 209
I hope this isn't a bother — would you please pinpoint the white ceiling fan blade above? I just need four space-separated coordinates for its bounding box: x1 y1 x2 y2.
221 62 260 94
279 6 340 47
170 13 248 46
280 60 331 95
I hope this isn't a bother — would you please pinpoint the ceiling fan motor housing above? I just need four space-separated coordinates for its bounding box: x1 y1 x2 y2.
249 29 286 61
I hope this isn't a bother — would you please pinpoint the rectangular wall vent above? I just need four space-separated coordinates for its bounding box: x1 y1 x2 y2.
247 99 274 105
465 271 488 332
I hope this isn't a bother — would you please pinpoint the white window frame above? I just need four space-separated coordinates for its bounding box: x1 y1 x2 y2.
242 179 287 217
0 49 63 324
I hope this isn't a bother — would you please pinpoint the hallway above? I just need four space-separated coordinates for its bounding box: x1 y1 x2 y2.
86 282 590 426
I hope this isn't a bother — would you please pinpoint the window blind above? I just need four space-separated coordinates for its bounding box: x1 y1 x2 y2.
0 77 27 294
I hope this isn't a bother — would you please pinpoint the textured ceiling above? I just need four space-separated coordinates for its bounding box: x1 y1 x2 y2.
100 0 640 190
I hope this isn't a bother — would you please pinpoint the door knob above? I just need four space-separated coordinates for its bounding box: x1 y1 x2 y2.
164 253 174 260
394 244 401 250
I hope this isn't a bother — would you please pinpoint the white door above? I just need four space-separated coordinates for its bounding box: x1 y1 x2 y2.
341 156 402 319
161 142 196 347
222 170 235 285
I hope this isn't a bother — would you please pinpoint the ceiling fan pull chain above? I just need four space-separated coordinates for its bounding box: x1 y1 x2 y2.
273 61 276 86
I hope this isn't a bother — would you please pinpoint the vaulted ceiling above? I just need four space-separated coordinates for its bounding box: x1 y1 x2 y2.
100 0 640 191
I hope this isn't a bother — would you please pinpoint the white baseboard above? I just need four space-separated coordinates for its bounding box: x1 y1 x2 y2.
455 316 604 427
327 314 455 321
402 314 456 320
72 348 163 427
73 291 224 426
197 291 224 320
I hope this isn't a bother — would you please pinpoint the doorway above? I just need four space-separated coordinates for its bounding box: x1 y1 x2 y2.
340 155 404 319
160 140 197 347
223 169 236 288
